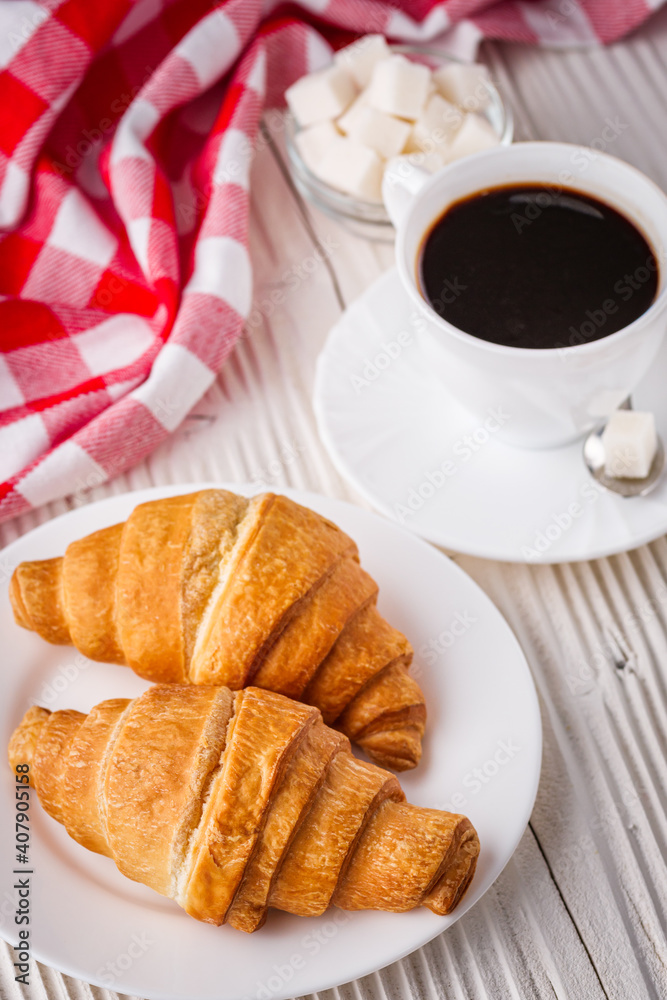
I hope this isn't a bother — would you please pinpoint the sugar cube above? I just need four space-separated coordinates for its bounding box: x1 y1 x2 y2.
295 120 341 173
334 34 391 89
433 63 492 111
404 130 453 166
448 114 500 160
367 55 431 121
602 410 658 479
314 136 383 202
285 66 356 127
337 89 372 134
409 93 464 152
342 106 411 159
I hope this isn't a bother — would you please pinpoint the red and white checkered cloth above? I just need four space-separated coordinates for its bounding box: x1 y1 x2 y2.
0 0 663 523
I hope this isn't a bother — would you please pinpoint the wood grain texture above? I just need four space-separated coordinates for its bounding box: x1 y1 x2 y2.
3 7 667 998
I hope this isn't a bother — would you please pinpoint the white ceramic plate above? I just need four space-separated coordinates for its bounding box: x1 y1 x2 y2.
0 484 541 1000
314 268 667 563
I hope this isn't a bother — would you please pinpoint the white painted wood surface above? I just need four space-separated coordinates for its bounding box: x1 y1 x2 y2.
2 10 667 999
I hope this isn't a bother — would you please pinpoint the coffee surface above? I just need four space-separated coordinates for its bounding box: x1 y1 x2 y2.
418 184 658 350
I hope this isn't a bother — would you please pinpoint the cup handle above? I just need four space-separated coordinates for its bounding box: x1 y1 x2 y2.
382 157 432 228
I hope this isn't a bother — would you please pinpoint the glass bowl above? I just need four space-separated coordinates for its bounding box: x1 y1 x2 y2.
285 44 514 242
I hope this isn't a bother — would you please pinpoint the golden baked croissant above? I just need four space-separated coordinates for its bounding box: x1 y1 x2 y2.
10 490 425 770
8 685 478 930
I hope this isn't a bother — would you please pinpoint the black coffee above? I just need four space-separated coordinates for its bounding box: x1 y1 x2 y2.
418 184 658 350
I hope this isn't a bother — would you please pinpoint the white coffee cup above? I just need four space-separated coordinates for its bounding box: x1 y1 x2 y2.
383 142 667 449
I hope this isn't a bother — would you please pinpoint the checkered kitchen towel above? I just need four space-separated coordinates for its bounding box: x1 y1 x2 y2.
0 0 663 523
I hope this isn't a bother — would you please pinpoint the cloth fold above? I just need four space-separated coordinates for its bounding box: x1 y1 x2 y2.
0 0 662 523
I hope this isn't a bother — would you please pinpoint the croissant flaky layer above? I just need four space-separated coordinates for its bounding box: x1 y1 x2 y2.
10 490 425 769
8 686 479 931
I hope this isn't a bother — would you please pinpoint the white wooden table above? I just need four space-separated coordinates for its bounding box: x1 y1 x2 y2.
2 11 667 999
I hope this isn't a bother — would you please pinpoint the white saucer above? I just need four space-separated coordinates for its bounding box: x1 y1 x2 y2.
314 268 667 563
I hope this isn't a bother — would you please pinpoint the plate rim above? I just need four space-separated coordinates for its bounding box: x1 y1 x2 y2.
0 482 542 999
313 267 667 564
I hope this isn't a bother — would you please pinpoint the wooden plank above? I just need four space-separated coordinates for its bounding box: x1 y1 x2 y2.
458 555 667 999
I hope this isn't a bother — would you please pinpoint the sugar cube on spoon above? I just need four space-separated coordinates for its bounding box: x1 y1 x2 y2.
601 409 658 478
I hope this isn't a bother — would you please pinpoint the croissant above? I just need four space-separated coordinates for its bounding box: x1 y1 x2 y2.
8 685 478 930
10 490 425 770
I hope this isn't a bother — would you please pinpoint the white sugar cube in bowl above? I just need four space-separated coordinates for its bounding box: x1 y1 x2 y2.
294 120 340 173
285 42 513 241
434 63 493 111
334 34 391 88
285 66 356 127
448 113 503 159
337 90 371 134
316 136 384 203
367 54 431 120
602 410 658 479
343 106 412 160
410 93 464 148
